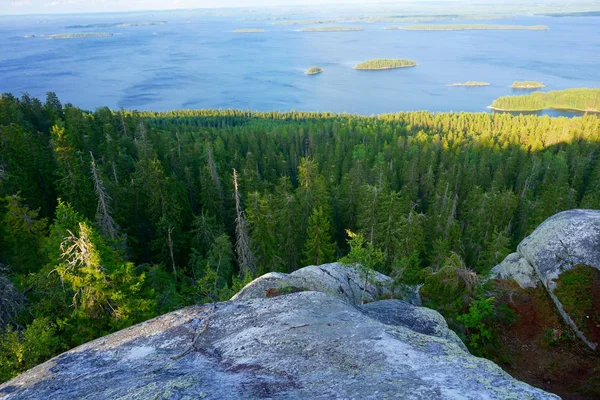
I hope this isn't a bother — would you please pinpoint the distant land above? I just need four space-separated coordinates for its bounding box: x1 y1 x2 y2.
305 66 324 75
388 24 549 31
448 81 491 87
275 20 337 25
540 11 600 17
301 27 364 32
354 59 418 70
511 81 546 89
65 21 166 29
233 29 265 33
490 88 600 113
41 33 114 39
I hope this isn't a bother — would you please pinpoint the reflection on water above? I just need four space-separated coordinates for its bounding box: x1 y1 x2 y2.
0 12 599 115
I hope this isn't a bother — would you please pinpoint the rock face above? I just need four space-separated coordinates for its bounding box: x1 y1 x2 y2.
0 264 557 400
490 209 600 350
232 262 420 305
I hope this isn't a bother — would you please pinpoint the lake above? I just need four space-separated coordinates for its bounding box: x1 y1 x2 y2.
1 10 599 115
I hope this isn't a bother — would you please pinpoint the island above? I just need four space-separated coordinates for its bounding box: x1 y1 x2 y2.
276 20 337 25
489 88 600 113
511 81 545 89
305 66 324 75
66 21 166 29
301 27 364 32
233 29 265 33
354 59 417 70
387 24 549 31
448 81 490 87
42 33 114 39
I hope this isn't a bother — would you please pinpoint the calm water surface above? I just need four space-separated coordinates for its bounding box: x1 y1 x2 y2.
0 11 599 115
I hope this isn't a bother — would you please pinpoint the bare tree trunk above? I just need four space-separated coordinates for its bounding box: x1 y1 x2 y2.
206 142 224 201
168 225 177 279
233 169 256 276
90 152 119 239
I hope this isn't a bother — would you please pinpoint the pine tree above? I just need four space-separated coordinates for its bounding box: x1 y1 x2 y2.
303 207 335 266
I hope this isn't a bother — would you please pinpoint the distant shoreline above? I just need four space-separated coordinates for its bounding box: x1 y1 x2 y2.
388 24 549 31
488 106 599 113
355 65 417 70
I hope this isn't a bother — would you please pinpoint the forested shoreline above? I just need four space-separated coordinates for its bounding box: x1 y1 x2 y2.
1 93 600 381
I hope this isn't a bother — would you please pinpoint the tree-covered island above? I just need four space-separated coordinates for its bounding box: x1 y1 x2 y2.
354 59 417 70
490 88 600 112
306 66 324 75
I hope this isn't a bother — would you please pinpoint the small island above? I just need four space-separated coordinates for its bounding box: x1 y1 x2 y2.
305 66 324 75
42 32 114 39
511 81 546 89
301 27 364 32
233 29 265 33
388 24 549 31
489 88 600 113
354 59 417 70
448 81 490 87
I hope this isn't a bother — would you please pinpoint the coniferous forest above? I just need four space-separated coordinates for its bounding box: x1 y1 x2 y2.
1 92 600 381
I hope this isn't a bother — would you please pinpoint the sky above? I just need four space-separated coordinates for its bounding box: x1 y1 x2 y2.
1 0 415 15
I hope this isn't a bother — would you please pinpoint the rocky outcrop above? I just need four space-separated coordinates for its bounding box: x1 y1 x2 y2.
490 209 600 350
0 263 558 399
0 291 557 400
233 262 419 305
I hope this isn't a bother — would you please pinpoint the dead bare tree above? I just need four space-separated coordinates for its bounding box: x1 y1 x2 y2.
0 266 24 330
233 169 256 276
206 142 224 201
90 152 119 239
168 225 177 278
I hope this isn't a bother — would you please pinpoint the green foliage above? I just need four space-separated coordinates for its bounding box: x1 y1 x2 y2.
554 265 599 334
305 66 324 75
1 93 600 382
0 318 61 382
511 81 545 89
420 252 481 317
303 207 335 266
491 88 600 112
354 59 417 69
340 230 384 304
0 194 48 273
457 297 496 352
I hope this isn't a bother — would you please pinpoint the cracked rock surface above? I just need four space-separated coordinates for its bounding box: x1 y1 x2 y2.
1 263 558 399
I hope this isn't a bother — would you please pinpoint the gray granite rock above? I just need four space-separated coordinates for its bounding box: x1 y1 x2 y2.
0 291 558 400
232 262 399 305
490 209 600 350
489 252 538 289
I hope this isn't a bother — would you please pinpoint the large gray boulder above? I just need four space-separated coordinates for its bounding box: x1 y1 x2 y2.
490 209 600 350
233 262 420 305
0 290 557 399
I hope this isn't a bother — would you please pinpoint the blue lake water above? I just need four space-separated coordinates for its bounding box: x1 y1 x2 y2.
1 11 599 115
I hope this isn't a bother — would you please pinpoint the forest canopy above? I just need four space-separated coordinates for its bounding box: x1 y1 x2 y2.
1 92 600 381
